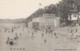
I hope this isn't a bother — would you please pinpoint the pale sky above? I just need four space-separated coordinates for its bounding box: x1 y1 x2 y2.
0 0 61 19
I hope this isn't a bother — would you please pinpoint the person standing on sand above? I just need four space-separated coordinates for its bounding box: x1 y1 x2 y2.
14 33 18 40
75 23 79 32
42 33 44 37
31 33 34 39
44 39 47 43
70 27 74 38
52 30 58 38
54 32 58 38
6 37 10 44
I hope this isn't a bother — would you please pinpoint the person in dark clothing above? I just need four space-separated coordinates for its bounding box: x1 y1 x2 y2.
44 39 47 43
6 37 10 44
42 33 44 37
54 32 58 38
9 40 14 46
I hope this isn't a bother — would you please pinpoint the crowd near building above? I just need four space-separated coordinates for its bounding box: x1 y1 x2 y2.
28 14 60 32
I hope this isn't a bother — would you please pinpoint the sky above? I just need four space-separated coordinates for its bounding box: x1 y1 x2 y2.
0 0 61 19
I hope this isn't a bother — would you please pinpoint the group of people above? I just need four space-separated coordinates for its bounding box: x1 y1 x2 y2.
3 26 23 46
0 24 60 46
67 23 80 42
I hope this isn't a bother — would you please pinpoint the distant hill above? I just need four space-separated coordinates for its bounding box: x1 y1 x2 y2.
0 18 26 23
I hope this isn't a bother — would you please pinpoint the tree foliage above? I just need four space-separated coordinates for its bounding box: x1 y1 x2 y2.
26 0 80 24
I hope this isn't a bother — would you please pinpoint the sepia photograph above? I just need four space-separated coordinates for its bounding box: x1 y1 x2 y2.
0 0 80 51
